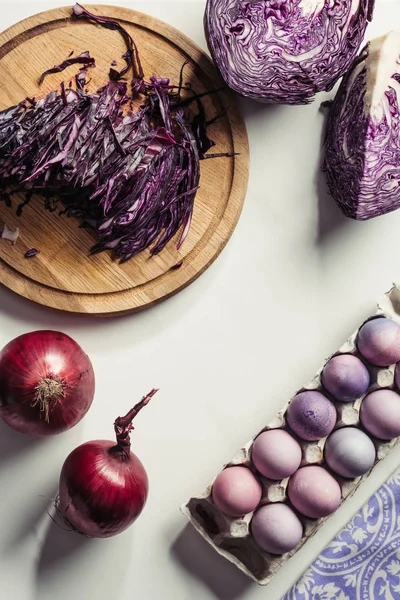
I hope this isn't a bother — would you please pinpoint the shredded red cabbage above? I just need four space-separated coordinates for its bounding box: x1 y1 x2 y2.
0 4 229 262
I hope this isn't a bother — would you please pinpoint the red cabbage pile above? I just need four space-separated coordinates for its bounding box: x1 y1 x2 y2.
324 31 400 220
204 0 375 104
0 4 227 262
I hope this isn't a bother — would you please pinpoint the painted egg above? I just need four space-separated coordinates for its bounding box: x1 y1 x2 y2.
288 466 341 518
251 503 303 555
324 427 376 478
357 317 400 367
360 390 400 440
286 391 337 441
322 354 370 402
211 466 262 517
251 429 302 480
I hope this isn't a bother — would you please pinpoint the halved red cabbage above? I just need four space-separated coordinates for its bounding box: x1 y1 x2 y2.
204 0 374 104
324 31 400 220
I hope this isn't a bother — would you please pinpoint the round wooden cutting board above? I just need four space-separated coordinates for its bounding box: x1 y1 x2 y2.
0 5 248 316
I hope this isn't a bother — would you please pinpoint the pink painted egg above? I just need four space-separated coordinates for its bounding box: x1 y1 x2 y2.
212 466 262 517
360 389 400 440
288 466 341 518
357 317 400 367
251 429 302 480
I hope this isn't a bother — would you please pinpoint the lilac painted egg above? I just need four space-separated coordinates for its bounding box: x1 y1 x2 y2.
251 503 303 555
324 427 376 478
288 466 341 518
360 390 400 440
212 466 262 517
286 391 337 441
251 429 302 480
357 318 400 367
322 354 370 403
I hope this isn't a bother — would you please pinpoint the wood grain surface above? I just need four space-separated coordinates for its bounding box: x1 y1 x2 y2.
0 5 249 316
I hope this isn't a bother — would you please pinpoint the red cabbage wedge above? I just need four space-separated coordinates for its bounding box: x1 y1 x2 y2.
324 31 400 220
204 0 374 104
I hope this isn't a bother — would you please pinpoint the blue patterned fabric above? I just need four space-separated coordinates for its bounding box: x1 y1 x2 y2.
284 471 400 600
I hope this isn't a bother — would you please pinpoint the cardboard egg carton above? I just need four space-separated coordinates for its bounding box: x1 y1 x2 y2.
181 283 400 585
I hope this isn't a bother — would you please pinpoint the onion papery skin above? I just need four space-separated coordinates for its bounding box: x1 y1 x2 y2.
324 32 400 220
59 440 149 538
204 0 374 104
0 330 95 435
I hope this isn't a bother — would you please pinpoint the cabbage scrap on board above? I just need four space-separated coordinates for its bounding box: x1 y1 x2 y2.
204 0 375 104
324 32 400 220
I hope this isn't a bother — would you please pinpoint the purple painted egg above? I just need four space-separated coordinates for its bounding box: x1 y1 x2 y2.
288 466 341 518
286 391 337 441
251 430 302 480
322 354 370 403
360 390 400 440
211 466 262 517
357 317 400 367
251 503 303 555
324 427 376 478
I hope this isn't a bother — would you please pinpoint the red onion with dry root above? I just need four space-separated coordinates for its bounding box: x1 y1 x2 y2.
0 330 95 435
58 389 158 538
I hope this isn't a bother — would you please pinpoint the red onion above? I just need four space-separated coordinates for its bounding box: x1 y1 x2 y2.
58 389 157 538
0 330 95 435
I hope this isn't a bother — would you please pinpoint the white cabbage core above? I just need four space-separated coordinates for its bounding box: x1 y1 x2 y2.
365 31 400 122
286 0 365 63
298 0 359 17
298 0 325 15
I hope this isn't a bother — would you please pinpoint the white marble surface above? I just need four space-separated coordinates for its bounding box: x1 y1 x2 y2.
1 1 400 599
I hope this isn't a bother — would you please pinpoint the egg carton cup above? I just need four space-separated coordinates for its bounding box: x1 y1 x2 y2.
181 283 400 585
